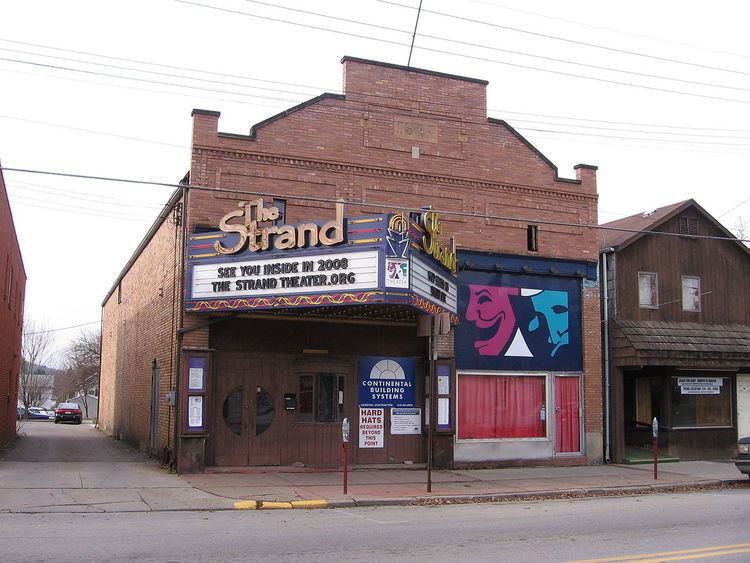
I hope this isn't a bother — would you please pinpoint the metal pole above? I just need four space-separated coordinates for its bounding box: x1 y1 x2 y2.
342 417 350 495
343 442 348 494
427 333 433 493
652 417 659 480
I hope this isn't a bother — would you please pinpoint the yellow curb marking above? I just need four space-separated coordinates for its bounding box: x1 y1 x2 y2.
259 501 294 509
568 543 750 563
233 499 328 510
233 500 258 510
290 500 328 509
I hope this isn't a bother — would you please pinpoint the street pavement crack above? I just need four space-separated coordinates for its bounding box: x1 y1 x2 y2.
136 490 153 511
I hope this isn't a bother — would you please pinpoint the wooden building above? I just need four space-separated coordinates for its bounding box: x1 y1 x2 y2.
99 57 602 473
599 200 750 462
0 163 27 444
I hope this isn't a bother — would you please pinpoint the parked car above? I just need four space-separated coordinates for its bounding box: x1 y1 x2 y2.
736 437 750 478
54 402 82 424
27 407 53 421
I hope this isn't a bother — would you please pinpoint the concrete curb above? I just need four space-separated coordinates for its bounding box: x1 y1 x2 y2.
230 479 749 511
233 499 331 510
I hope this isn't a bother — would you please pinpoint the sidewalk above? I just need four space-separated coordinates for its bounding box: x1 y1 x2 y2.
182 460 748 510
1 423 746 513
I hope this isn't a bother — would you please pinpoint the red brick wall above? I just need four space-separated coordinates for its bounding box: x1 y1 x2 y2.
185 58 602 463
0 168 26 444
100 201 183 452
104 58 602 464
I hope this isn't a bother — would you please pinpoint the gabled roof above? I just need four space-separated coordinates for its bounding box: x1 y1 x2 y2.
598 198 749 256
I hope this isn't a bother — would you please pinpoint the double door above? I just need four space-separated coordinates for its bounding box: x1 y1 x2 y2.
212 353 282 466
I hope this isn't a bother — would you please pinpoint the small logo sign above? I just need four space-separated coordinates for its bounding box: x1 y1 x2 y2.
359 357 416 408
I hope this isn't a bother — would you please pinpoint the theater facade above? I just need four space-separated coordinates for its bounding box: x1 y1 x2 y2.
99 57 601 473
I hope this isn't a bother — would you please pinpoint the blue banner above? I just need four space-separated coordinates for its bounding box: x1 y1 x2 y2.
455 271 582 371
359 356 416 408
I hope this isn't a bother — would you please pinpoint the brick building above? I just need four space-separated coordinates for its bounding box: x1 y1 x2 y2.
0 163 27 444
100 57 601 473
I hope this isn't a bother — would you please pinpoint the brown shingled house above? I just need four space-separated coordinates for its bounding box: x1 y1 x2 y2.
599 199 750 462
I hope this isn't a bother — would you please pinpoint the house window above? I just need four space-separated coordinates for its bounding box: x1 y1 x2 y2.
679 216 699 236
682 276 701 312
638 272 658 308
527 225 538 252
458 374 546 439
671 376 731 428
297 374 344 423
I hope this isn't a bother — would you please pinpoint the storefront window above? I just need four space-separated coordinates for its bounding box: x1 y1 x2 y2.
458 374 546 439
297 374 344 423
671 377 731 427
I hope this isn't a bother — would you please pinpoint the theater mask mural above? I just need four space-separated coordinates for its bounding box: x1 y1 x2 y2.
457 272 581 372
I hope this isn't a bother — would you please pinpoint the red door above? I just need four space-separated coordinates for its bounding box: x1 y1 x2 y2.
555 377 581 454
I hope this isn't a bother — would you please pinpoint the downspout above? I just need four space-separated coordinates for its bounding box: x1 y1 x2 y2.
601 249 613 463
171 185 188 468
95 307 103 429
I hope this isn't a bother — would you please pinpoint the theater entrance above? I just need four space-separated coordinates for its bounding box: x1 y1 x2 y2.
212 352 282 466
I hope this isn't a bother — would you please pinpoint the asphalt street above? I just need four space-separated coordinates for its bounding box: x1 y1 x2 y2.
1 489 748 562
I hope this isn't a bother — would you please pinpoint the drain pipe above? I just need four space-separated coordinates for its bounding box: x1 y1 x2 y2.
601 249 613 463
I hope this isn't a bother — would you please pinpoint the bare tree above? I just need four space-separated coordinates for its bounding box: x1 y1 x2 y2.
19 318 55 411
59 329 100 418
733 216 749 247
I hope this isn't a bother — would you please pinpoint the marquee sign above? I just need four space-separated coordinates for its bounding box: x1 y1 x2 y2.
185 199 459 321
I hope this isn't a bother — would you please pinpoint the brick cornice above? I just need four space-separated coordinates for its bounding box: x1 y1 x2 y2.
191 146 598 204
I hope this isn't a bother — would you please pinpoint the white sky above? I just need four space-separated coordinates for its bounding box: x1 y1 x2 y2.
1 0 749 363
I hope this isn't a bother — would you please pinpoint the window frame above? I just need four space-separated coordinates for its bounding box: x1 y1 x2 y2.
296 372 345 424
681 275 701 312
637 271 659 309
670 375 732 429
456 371 551 442
678 216 699 236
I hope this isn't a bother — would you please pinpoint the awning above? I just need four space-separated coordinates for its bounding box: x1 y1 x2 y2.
611 318 750 367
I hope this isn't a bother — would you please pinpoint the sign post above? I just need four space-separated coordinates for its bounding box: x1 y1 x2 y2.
342 417 350 494
652 417 659 480
427 332 434 493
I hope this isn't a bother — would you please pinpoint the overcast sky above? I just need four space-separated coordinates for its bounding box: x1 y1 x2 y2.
1 0 749 363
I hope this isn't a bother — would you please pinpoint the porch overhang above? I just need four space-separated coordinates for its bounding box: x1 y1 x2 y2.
610 318 750 369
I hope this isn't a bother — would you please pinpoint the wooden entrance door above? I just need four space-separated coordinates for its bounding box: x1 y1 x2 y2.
212 353 282 466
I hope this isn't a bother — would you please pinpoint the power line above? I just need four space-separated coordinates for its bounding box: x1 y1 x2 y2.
3 33 750 141
0 66 292 113
506 117 750 140
0 46 318 99
464 0 750 61
0 113 188 149
512 125 750 148
4 195 157 221
23 320 100 336
175 1 750 106
718 195 750 218
380 0 750 78
491 108 750 134
0 37 333 93
1 166 747 243
8 180 163 210
0 56 303 105
238 0 750 96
